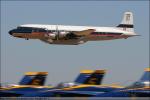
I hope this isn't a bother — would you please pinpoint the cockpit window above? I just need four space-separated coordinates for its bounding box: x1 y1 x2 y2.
0 83 17 88
17 27 32 29
133 82 144 87
126 81 146 89
56 82 77 88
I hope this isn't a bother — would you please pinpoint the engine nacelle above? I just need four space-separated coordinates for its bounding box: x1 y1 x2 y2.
58 31 68 39
45 31 68 40
46 33 56 39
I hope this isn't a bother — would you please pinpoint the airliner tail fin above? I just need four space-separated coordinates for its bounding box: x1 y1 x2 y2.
117 11 134 32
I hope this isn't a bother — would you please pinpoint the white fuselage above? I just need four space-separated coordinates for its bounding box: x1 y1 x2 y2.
9 24 137 45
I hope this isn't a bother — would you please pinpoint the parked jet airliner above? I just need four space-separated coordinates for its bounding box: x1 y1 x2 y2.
9 11 138 45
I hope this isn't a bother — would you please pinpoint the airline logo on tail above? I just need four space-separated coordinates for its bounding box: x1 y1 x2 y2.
117 11 134 32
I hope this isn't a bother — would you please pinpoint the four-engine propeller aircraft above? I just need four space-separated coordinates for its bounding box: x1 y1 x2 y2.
9 11 138 45
96 68 150 97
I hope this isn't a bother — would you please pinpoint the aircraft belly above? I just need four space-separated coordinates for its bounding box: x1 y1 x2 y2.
41 39 87 45
52 40 79 45
87 35 123 41
42 32 121 44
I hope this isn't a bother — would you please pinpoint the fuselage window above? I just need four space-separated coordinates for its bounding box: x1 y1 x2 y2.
32 28 47 32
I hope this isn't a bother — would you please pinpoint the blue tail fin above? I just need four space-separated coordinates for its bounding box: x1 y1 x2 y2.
19 72 48 86
129 68 150 88
74 70 106 85
139 68 150 82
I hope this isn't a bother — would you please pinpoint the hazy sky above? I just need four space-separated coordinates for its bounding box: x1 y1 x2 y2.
1 1 149 86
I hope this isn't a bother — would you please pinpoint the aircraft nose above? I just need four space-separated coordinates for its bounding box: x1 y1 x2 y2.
9 30 13 35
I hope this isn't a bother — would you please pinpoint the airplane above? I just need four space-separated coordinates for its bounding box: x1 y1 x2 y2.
9 11 138 45
0 72 49 88
0 69 105 97
22 68 150 97
0 72 52 97
96 68 150 97
21 69 124 97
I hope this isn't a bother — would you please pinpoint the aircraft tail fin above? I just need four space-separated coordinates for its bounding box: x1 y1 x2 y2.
117 11 134 32
74 69 106 85
19 72 48 86
128 68 150 88
139 68 150 83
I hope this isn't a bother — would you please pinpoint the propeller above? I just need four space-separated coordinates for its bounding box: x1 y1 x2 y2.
56 25 59 40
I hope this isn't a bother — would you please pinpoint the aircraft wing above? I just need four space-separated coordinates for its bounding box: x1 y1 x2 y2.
74 29 95 36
